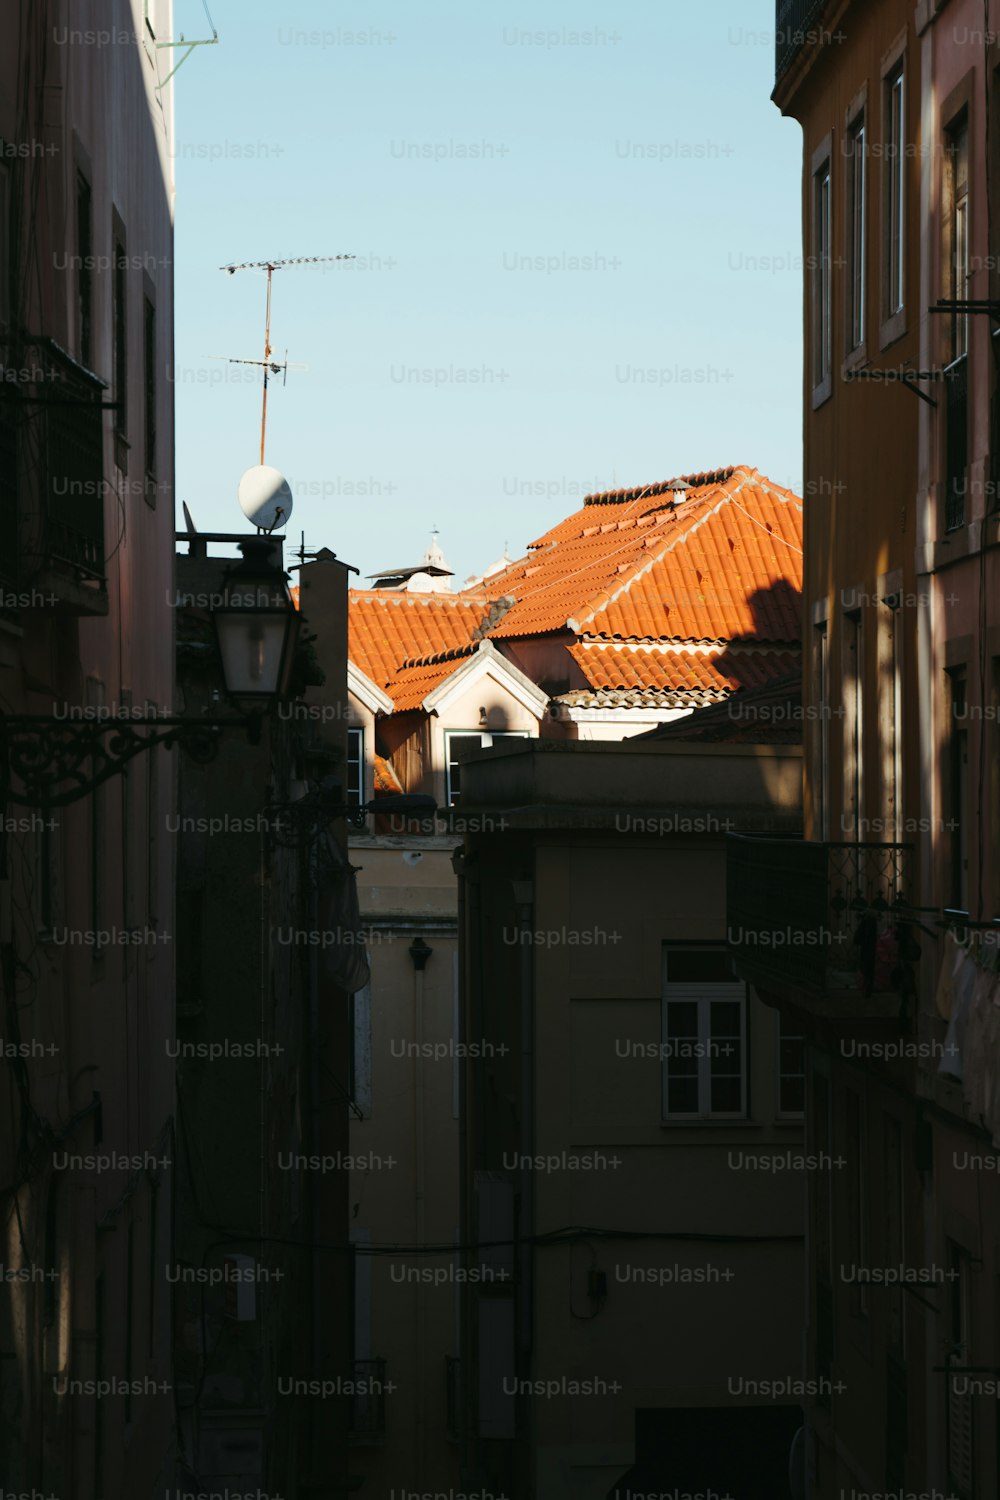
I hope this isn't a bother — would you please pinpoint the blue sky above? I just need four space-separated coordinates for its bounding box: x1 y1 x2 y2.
172 0 803 585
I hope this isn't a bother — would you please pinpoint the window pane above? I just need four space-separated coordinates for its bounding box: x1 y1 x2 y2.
666 950 735 984
668 1057 698 1083
710 999 741 1034
814 163 831 383
712 1037 742 1074
347 728 363 810
710 1076 742 1113
447 734 484 805
779 1037 804 1073
849 119 866 348
666 999 698 1037
667 1077 699 1115
888 70 905 315
780 1076 805 1114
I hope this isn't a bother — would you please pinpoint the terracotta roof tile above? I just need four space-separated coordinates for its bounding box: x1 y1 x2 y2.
347 466 803 715
348 592 487 698
639 672 804 743
389 645 480 712
568 642 800 697
480 467 802 642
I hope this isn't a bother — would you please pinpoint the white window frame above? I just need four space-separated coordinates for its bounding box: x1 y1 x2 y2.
845 99 867 356
661 948 747 1121
776 1014 805 1119
347 725 365 812
886 66 905 317
948 113 970 360
880 39 907 347
811 134 834 408
444 729 529 807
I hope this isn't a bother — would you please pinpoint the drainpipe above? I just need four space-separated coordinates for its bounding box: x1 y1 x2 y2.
409 936 433 1484
510 878 534 1480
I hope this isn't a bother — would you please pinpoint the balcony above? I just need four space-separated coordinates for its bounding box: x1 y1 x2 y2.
348 1357 387 1443
775 0 832 85
0 336 107 613
726 835 916 1019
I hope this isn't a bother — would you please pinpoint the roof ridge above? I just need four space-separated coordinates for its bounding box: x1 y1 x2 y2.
349 589 487 606
576 637 800 652
582 465 740 507
399 642 480 670
727 466 803 511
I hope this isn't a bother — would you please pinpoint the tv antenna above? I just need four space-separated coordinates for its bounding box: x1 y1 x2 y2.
219 255 356 464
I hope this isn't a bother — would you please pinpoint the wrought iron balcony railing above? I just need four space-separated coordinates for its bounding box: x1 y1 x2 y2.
0 335 107 608
349 1357 387 1441
727 834 916 1016
775 0 832 84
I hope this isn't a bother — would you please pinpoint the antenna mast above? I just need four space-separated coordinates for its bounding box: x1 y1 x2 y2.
219 255 355 463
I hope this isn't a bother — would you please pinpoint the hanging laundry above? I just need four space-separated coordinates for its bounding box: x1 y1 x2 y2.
936 930 966 1020
938 949 979 1082
961 964 996 1119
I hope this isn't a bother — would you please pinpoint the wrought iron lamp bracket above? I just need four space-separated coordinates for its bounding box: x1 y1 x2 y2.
0 713 262 809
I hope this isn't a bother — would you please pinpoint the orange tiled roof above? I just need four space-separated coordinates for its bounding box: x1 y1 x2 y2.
480 466 802 643
640 671 803 743
347 466 802 714
568 642 800 697
348 591 488 697
389 645 481 713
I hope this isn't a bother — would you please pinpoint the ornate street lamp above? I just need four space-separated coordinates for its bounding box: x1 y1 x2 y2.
213 537 299 700
0 535 301 809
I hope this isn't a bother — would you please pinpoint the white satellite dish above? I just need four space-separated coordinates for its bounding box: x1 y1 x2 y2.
237 464 294 532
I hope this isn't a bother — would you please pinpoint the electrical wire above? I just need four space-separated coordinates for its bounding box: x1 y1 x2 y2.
725 494 805 555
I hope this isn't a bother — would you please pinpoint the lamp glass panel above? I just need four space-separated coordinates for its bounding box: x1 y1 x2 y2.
216 611 288 697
